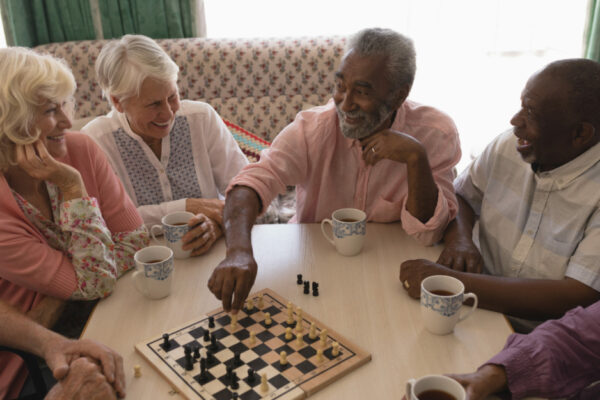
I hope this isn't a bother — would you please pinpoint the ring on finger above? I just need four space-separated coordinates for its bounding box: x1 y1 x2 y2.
371 146 376 153
403 280 410 289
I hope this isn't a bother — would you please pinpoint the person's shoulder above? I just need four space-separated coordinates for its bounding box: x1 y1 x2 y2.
402 99 457 136
286 100 337 134
81 110 122 138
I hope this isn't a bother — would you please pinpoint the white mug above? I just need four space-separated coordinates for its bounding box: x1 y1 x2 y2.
320 208 367 256
133 246 174 300
420 275 478 335
406 374 466 400
151 211 194 259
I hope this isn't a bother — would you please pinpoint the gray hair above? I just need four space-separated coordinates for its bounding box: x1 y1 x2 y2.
346 28 416 91
95 34 179 105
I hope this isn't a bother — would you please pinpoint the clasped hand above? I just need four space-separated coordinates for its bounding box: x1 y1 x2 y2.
360 128 425 166
181 214 223 256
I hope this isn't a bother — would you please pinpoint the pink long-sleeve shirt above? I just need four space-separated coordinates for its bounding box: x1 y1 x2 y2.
228 99 461 245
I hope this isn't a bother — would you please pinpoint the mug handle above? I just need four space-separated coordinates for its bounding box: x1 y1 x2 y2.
405 378 416 400
132 270 149 296
320 219 335 246
150 225 163 242
458 292 478 322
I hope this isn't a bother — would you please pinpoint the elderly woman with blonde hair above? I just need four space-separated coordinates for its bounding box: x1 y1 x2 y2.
83 34 248 256
0 48 147 398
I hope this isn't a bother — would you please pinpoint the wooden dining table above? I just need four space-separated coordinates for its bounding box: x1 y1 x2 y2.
82 223 515 399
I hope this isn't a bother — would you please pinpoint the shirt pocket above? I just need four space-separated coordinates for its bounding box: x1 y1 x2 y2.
369 196 403 222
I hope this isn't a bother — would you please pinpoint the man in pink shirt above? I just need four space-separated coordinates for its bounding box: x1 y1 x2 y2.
208 28 461 312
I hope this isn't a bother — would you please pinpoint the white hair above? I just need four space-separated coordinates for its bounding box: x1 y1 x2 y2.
346 28 416 91
0 47 76 171
95 34 179 105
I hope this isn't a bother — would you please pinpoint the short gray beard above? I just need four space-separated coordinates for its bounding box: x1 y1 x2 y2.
336 101 395 139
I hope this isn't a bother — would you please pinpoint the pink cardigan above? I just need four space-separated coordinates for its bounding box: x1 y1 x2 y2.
0 133 143 399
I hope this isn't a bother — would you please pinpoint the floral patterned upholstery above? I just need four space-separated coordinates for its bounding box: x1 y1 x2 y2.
34 37 346 141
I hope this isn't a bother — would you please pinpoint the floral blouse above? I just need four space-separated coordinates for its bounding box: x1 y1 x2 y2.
12 182 148 300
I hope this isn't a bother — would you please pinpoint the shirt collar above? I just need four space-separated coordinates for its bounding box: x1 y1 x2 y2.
535 140 600 189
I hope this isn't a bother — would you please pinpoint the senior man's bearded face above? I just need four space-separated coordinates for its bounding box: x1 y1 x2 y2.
333 51 402 140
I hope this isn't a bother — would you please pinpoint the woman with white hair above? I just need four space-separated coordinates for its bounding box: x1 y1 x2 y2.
83 34 248 256
0 47 147 398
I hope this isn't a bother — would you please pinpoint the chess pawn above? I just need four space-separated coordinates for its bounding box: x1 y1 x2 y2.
249 331 256 346
285 327 293 340
332 341 340 357
320 329 328 347
296 332 304 346
246 298 254 311
286 301 293 311
295 319 303 333
286 308 294 324
258 294 264 309
296 307 303 320
134 365 141 378
261 373 269 392
280 350 288 365
264 312 272 326
316 349 324 363
309 322 317 340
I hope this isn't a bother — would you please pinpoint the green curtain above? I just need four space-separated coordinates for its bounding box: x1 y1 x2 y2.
585 0 600 61
1 0 96 47
98 0 195 40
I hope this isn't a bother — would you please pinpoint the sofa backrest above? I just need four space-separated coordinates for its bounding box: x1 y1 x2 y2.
35 36 346 140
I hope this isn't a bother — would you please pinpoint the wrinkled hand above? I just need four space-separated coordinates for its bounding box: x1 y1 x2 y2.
15 141 85 200
208 250 257 313
182 214 223 256
438 238 484 273
448 365 508 400
399 259 453 299
186 198 224 227
45 357 117 400
44 337 125 398
360 129 425 166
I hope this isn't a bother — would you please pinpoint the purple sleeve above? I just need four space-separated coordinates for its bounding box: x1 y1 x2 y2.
485 301 600 399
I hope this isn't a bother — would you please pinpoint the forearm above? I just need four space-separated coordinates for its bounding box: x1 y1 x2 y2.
223 186 261 256
405 149 438 223
25 296 66 329
111 226 149 277
457 272 600 319
443 194 477 244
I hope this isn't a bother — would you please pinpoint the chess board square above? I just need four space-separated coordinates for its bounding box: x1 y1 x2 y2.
269 324 285 336
265 337 284 350
243 307 261 317
323 347 338 360
194 370 216 385
274 343 294 355
213 387 234 400
238 316 255 328
229 341 249 355
273 360 290 372
203 377 227 395
247 357 268 372
240 350 258 364
216 314 231 326
240 390 262 400
287 352 304 365
188 326 206 339
233 329 251 341
220 335 239 348
278 332 294 343
262 351 279 365
215 348 234 363
250 343 270 356
298 346 317 359
295 359 317 374
217 372 239 388
263 305 281 316
268 373 290 389
304 333 319 344
282 366 303 382
256 330 275 342
212 328 230 340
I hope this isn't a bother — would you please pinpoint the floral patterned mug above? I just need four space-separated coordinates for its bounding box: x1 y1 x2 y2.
320 208 367 256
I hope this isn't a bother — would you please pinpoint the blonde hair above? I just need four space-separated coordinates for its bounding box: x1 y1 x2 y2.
0 47 76 171
95 34 179 106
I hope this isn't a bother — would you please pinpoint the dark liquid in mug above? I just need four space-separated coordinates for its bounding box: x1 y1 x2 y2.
146 259 164 263
417 390 457 400
339 218 359 223
430 289 455 296
172 222 188 226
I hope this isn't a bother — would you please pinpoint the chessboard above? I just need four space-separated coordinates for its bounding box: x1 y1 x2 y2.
135 288 371 399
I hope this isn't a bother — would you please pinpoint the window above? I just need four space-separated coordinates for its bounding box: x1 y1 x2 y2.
205 0 588 171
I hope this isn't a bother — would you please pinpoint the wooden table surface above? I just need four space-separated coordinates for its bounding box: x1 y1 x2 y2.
82 223 514 399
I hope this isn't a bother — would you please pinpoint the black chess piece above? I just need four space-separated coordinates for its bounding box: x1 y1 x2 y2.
313 288 319 297
200 357 206 371
226 365 233 380
247 367 255 382
210 334 218 351
232 393 239 400
207 350 215 364
208 316 215 328
193 345 201 359
233 351 242 367
296 274 303 284
184 345 193 371
312 281 319 290
303 280 310 294
162 333 170 350
231 372 239 390
203 329 210 342
198 358 208 383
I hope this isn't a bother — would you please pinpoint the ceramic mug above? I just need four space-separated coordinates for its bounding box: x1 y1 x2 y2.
151 211 194 259
132 246 174 300
406 374 466 400
320 208 367 256
420 275 478 335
